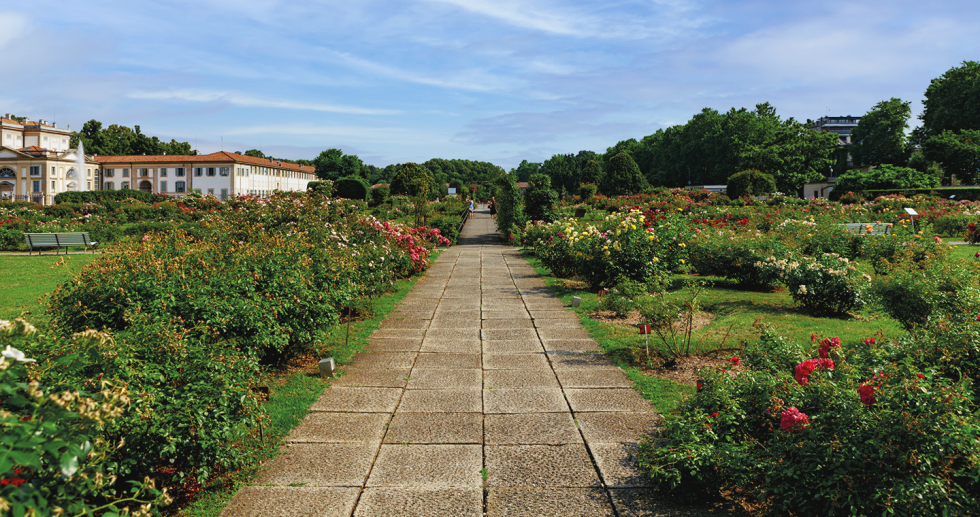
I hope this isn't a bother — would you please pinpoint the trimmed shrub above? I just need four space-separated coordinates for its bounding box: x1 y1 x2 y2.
687 230 786 288
427 215 461 245
54 189 154 205
307 180 335 197
578 182 598 201
756 253 871 313
370 184 390 207
334 176 369 201
726 169 776 199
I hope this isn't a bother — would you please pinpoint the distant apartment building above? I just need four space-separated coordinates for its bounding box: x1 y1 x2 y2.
95 152 316 200
0 115 99 203
813 115 861 144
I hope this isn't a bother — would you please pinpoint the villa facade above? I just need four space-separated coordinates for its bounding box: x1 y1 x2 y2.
94 152 316 199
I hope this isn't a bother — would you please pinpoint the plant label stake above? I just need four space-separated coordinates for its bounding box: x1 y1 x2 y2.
572 296 582 308
905 207 918 232
319 357 336 377
639 324 651 356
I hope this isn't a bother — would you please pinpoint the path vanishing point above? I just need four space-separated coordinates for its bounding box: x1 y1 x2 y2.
222 208 670 516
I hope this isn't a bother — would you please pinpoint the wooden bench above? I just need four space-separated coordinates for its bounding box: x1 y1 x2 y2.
841 223 893 236
24 232 98 255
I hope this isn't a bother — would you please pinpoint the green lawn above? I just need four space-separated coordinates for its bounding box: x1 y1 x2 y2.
0 253 100 323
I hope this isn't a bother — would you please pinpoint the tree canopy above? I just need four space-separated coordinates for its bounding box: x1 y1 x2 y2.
313 148 364 181
834 164 940 193
850 98 911 167
922 130 980 185
602 152 647 195
921 61 980 137
70 120 194 156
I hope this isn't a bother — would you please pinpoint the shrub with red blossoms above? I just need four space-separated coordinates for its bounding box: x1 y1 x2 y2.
858 383 876 406
794 358 835 385
728 356 741 366
818 336 841 358
780 407 809 432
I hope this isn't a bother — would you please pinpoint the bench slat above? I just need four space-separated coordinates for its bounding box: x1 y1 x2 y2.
24 232 97 255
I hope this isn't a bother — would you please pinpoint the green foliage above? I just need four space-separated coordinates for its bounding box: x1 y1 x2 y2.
687 230 785 288
756 253 871 313
598 277 650 318
541 153 579 194
427 215 461 245
579 160 603 189
307 180 335 197
921 60 980 137
640 327 980 516
1 320 168 515
922 129 980 185
639 280 707 357
870 254 980 330
55 189 155 205
726 169 776 199
334 176 369 201
389 162 434 198
578 182 598 201
513 159 540 183
313 149 364 181
243 149 265 158
492 174 525 238
524 173 559 223
834 164 941 194
71 120 194 156
370 184 390 207
602 152 646 195
850 97 912 167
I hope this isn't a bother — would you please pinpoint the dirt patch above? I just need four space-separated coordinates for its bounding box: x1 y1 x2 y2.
642 354 732 386
590 310 715 334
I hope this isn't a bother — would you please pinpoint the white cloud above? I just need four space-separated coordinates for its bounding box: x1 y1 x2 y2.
128 89 401 116
0 12 28 49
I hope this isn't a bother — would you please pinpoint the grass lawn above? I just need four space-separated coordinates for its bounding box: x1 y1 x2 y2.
0 253 100 323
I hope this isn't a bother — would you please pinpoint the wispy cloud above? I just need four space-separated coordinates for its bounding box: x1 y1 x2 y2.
128 89 401 116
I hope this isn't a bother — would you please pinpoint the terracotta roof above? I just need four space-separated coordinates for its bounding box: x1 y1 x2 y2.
1 118 24 126
18 146 49 152
95 152 315 173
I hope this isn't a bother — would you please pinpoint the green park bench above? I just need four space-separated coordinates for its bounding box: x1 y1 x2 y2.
840 223 893 236
23 232 99 256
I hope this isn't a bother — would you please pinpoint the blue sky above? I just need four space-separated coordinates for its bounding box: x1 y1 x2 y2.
2 0 978 169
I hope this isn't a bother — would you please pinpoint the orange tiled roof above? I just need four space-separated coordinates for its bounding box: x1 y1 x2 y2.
95 152 315 173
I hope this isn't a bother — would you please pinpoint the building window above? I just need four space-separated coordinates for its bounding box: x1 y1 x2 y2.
175 181 186 193
159 168 167 177
138 168 148 177
87 181 91 190
207 167 216 176
30 166 41 176
207 188 214 196
103 168 113 177
176 167 185 177
105 181 114 190
123 169 130 177
219 167 230 176
51 166 56 175
86 168 92 178
160 181 167 193
121 181 129 189
43 136 48 142
32 180 40 192
221 188 228 200
194 168 202 176
51 181 56 191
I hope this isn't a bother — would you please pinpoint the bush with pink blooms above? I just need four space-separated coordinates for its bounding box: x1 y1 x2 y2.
638 324 980 516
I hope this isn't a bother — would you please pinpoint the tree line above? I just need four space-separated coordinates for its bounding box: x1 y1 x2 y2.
70 120 194 156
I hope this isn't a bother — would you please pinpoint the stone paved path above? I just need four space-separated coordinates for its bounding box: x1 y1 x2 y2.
222 209 663 516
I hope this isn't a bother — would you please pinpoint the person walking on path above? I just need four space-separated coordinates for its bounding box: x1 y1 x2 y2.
469 198 474 214
489 197 497 219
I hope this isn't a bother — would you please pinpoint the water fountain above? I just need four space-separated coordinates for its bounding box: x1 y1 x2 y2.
76 140 87 192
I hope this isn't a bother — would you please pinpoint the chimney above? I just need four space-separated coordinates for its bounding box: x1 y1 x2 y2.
235 151 242 155
52 123 57 128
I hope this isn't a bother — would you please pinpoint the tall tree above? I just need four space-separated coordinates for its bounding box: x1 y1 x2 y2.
602 152 646 195
313 148 364 180
921 61 980 137
579 160 603 188
513 160 540 182
850 98 912 167
922 129 980 185
541 153 578 194
244 149 266 158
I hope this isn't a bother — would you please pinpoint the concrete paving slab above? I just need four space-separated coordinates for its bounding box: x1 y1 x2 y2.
219 486 359 517
530 310 580 320
287 413 389 444
255 443 376 486
482 318 535 329
484 388 569 413
437 300 482 311
384 413 483 444
406 368 482 389
432 308 482 319
556 368 633 388
310 387 403 413
564 389 654 413
482 339 543 354
354 488 483 517
590 442 654 487
378 319 429 329
331 368 410 388
364 338 422 353
482 328 539 341
414 353 482 369
538 328 593 340
420 338 482 353
482 309 531 319
541 339 601 352
425 328 482 341
548 351 619 370
485 444 601 488
485 413 582 445
575 412 660 444
533 318 584 329
397 388 483 413
486 488 615 517
387 310 435 320
428 318 482 329
352 351 418 369
371 328 426 339
483 370 559 389
483 353 550 370
367 444 482 488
